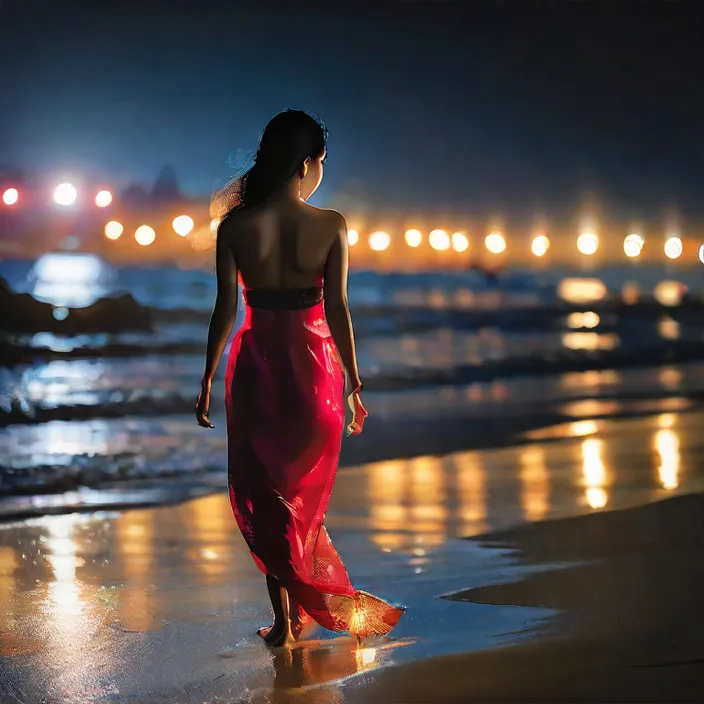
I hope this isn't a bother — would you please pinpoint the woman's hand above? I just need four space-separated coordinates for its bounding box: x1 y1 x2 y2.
346 388 368 436
196 380 214 428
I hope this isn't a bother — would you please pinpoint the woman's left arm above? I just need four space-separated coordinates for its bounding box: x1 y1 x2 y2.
196 228 239 428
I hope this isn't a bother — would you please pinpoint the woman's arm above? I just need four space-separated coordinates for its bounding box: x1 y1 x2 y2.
203 227 239 384
323 212 362 392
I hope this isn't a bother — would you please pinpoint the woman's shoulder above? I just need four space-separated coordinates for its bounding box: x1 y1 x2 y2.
217 206 260 241
300 203 347 230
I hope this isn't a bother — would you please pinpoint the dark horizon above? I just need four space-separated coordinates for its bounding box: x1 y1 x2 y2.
3 0 704 221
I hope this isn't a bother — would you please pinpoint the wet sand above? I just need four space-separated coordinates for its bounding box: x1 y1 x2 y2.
1 410 704 702
352 492 704 702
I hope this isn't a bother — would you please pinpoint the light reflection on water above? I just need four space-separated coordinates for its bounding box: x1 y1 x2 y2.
332 410 702 556
3 412 697 580
655 413 680 491
30 253 114 308
582 438 609 509
3 256 703 311
0 409 701 701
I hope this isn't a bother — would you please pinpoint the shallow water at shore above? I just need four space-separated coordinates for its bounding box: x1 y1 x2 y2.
3 257 704 520
1 409 703 703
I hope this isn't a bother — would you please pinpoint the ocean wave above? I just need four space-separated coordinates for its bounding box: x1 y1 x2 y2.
3 338 704 427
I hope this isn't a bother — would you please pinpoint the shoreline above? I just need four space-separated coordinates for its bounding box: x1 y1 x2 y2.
351 493 704 703
0 393 696 522
1 409 703 702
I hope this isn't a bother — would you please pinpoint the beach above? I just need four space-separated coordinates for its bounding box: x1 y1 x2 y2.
2 406 703 703
2 257 704 701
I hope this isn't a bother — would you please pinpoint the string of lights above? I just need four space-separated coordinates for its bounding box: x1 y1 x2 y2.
3 184 703 262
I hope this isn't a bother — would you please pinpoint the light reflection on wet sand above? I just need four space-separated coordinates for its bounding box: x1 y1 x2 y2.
1 409 704 702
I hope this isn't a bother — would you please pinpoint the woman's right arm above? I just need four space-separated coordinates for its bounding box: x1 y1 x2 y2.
323 212 362 393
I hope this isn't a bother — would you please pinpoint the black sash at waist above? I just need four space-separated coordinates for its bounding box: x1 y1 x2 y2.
245 287 324 311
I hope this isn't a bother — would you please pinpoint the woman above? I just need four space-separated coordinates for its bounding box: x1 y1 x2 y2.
195 110 404 647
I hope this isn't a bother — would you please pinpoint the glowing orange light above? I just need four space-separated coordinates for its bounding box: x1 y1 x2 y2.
368 231 390 251
451 232 469 253
172 215 194 237
429 229 450 251
485 232 506 254
104 221 123 240
348 229 359 246
624 233 644 258
577 232 599 256
135 225 156 246
664 236 682 260
405 229 422 247
531 235 550 257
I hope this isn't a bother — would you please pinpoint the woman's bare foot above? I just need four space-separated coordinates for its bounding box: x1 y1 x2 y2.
256 574 296 646
257 620 294 646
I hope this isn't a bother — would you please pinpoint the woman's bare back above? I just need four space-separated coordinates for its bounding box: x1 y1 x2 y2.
220 199 340 290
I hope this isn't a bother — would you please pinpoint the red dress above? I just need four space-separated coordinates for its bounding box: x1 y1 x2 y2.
225 282 404 638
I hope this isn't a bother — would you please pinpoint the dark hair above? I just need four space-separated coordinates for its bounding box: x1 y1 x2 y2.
211 109 328 219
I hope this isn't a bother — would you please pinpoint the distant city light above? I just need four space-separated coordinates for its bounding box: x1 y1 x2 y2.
53 183 77 206
429 229 450 251
368 231 390 251
210 218 220 233
451 232 469 253
654 280 685 306
104 221 124 240
485 232 506 254
405 229 422 247
624 233 644 258
347 229 359 246
622 281 641 305
558 278 607 304
699 244 704 264
31 253 107 308
2 187 19 205
664 236 682 260
531 235 550 257
172 215 194 237
52 306 69 321
95 190 113 208
135 225 156 246
567 311 600 329
577 232 599 256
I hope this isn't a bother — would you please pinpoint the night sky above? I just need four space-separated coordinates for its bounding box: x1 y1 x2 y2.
2 0 704 220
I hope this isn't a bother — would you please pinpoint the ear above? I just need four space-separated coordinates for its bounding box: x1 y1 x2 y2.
300 157 311 178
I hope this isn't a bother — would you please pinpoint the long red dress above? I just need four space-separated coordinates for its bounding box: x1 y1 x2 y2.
225 283 404 638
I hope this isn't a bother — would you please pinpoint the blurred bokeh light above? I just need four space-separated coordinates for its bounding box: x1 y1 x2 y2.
172 215 194 237
531 235 550 257
95 190 113 208
664 236 682 260
104 221 124 240
429 229 450 251
347 229 359 246
135 225 156 246
451 232 469 253
53 183 78 206
368 231 390 251
654 281 685 307
577 232 599 256
558 278 607 304
485 232 506 254
623 233 644 258
405 229 422 247
2 187 19 205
